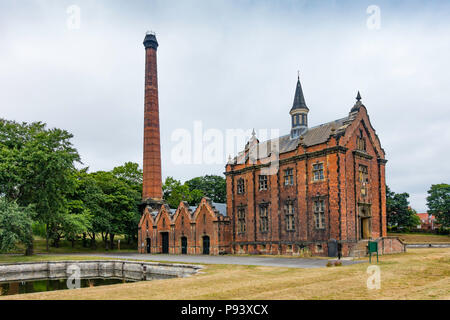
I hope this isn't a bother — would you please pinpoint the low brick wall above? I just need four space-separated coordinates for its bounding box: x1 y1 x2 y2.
377 237 406 254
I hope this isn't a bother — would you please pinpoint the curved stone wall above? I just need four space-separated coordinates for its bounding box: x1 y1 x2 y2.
0 260 202 283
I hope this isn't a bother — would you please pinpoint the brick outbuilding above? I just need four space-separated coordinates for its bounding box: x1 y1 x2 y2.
138 198 231 255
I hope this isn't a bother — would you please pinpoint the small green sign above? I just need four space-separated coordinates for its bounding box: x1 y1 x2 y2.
368 241 379 263
368 241 378 253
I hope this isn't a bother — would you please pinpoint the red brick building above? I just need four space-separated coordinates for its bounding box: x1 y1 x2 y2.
137 34 403 257
225 80 390 257
417 213 439 230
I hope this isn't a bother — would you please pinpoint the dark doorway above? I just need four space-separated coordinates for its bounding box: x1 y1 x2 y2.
161 232 169 254
181 237 187 254
327 239 338 257
146 238 151 254
202 236 210 255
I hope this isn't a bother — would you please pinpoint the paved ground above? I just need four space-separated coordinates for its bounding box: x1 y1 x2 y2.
58 253 365 269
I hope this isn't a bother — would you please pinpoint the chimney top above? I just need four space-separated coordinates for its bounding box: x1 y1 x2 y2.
144 32 158 50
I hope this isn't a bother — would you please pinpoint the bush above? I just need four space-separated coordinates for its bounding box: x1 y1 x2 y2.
326 261 333 267
437 227 450 235
334 261 342 267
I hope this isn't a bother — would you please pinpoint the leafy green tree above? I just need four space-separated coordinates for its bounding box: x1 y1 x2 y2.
386 186 418 230
186 175 226 203
163 177 197 208
426 184 450 228
112 162 143 187
92 170 141 250
0 119 80 253
66 169 104 248
112 162 143 244
62 211 92 248
0 198 34 254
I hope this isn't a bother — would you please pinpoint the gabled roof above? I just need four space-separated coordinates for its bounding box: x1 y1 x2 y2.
231 114 357 164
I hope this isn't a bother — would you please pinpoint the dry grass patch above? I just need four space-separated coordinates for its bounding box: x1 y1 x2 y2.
1 248 449 300
388 233 450 243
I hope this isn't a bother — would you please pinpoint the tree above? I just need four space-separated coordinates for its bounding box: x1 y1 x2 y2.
61 211 92 248
92 170 141 250
0 198 34 254
66 169 104 248
386 186 418 230
112 162 143 244
163 177 196 208
426 184 450 228
0 119 81 253
112 162 143 187
186 175 226 203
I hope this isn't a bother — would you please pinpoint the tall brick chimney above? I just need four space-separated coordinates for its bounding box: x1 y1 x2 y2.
142 32 163 204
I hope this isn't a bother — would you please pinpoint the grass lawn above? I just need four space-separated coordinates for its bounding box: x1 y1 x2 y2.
10 238 137 255
0 255 113 264
1 248 449 300
388 232 450 244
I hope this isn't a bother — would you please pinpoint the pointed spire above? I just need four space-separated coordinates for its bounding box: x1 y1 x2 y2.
351 90 363 113
291 73 309 111
252 128 256 137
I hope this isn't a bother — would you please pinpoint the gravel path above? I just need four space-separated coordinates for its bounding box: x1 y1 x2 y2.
51 252 365 269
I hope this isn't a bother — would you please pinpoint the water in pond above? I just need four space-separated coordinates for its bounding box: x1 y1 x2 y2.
0 277 135 296
0 272 175 296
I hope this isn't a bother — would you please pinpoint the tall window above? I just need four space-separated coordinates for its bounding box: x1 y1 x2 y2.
301 114 307 126
313 163 324 181
181 215 184 226
359 165 369 196
285 201 295 231
146 220 149 229
284 168 294 186
314 200 325 229
237 178 245 194
237 208 246 233
357 129 366 151
259 175 268 191
359 165 368 183
259 205 269 232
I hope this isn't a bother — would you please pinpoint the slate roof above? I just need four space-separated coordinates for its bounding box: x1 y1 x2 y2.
211 202 227 216
167 202 227 217
231 113 357 164
291 76 309 111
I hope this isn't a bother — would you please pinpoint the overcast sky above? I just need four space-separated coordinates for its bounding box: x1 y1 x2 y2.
1 0 449 212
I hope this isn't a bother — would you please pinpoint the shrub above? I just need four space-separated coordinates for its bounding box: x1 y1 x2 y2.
326 261 333 267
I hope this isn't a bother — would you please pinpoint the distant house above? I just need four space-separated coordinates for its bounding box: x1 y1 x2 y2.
417 213 438 230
